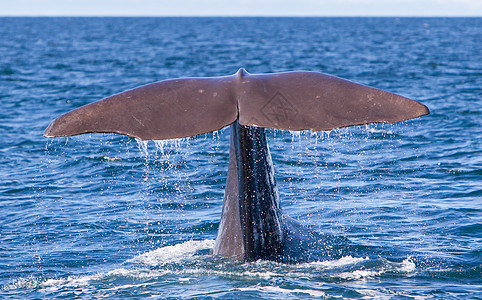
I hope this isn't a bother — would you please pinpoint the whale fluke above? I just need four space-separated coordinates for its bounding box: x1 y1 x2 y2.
44 69 429 140
44 69 430 261
44 76 238 140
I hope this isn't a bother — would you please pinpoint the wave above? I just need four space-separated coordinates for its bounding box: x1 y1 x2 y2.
3 239 420 297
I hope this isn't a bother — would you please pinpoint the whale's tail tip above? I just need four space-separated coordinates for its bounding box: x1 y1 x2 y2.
44 70 429 140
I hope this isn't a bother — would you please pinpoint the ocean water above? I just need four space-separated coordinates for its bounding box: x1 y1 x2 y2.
0 17 480 299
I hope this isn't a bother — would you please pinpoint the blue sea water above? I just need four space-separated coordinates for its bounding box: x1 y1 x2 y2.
0 17 480 299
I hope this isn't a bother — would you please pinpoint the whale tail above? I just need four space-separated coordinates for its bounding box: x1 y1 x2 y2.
44 69 429 140
44 69 430 262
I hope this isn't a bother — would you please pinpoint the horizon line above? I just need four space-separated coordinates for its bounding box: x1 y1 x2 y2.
1 14 480 18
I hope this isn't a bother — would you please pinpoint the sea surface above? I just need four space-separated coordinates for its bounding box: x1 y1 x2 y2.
0 17 480 299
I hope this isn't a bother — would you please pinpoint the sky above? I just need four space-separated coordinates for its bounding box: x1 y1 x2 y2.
1 0 481 17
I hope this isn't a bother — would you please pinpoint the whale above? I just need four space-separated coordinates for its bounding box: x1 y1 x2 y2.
44 69 429 261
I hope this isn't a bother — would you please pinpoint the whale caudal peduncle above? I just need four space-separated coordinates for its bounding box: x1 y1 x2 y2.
213 120 284 261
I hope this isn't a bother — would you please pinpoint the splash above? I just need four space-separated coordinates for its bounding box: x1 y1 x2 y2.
298 255 369 269
3 238 419 299
136 139 149 156
136 138 191 157
366 125 395 135
127 239 215 266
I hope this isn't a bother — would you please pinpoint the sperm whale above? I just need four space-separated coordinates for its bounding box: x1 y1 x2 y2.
44 69 429 261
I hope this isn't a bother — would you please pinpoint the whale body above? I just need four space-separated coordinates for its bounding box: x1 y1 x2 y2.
45 69 429 261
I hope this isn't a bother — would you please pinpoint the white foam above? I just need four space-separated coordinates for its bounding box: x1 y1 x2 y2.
2 277 39 290
398 257 416 273
103 281 159 292
238 285 326 297
336 256 416 280
3 267 170 294
4 240 215 293
3 240 217 294
127 239 215 266
104 267 167 279
298 255 369 270
3 240 418 297
356 287 428 300
241 270 280 280
338 269 382 280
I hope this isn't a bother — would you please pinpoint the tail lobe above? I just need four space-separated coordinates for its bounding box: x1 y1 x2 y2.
44 70 429 140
